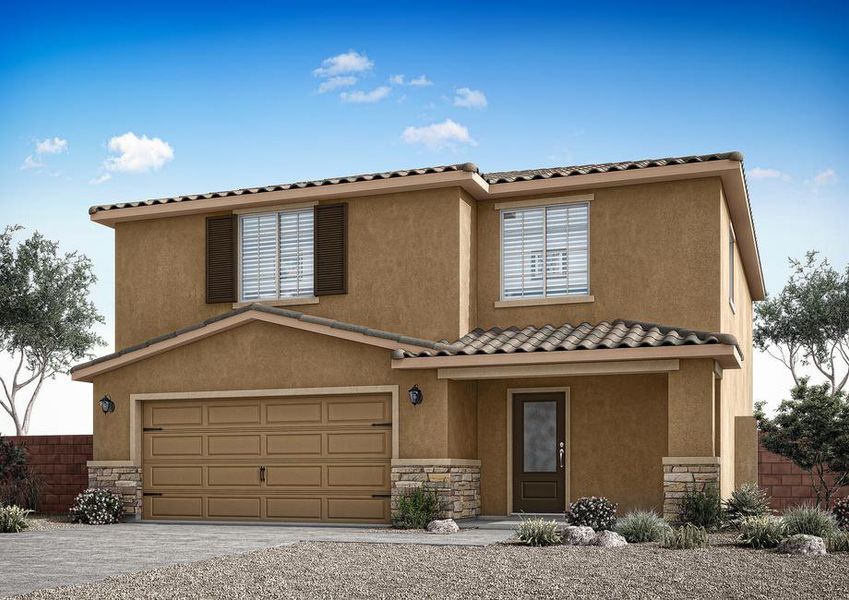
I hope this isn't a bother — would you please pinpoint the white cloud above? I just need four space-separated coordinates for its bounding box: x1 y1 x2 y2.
313 51 373 78
36 137 68 154
454 87 487 109
20 155 45 170
340 86 391 103
103 132 174 173
389 74 405 85
317 76 357 94
409 75 433 87
401 119 476 150
813 168 837 186
89 173 111 185
749 167 791 181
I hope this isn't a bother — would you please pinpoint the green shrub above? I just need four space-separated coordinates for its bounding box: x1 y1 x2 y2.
660 523 709 549
0 505 32 533
825 531 849 553
724 483 772 527
69 488 125 525
679 485 724 530
614 510 671 543
566 496 617 531
0 436 41 510
516 517 560 546
832 497 849 531
736 515 786 549
782 504 839 538
391 488 440 529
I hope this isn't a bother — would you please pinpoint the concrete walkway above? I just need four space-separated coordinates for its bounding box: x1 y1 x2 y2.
1 522 513 598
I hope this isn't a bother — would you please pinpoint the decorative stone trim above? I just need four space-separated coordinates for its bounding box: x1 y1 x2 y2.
391 461 481 520
662 457 720 522
87 465 142 520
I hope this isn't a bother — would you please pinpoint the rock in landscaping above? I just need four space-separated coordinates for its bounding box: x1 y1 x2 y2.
593 530 628 548
560 525 596 546
427 519 459 534
777 534 827 555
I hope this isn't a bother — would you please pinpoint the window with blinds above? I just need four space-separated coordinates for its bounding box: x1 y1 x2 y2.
239 208 314 301
501 202 589 299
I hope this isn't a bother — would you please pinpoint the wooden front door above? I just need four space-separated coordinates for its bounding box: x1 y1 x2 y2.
512 392 566 513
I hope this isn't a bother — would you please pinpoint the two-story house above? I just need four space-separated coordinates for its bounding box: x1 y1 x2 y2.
72 151 763 524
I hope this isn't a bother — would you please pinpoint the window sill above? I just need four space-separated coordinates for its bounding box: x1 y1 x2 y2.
494 295 595 308
233 297 320 309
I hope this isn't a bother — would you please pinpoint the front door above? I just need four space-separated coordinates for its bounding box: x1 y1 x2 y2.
512 392 566 513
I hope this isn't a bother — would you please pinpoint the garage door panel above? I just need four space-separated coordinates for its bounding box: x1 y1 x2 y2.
208 404 261 425
327 497 389 521
146 496 203 519
146 435 204 458
265 465 322 487
208 465 261 487
207 434 262 456
326 396 389 423
327 431 390 456
267 433 322 455
147 465 203 487
327 464 389 488
267 402 322 424
147 405 203 427
266 497 323 520
208 496 262 519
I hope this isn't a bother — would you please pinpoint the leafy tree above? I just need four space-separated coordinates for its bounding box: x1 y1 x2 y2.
755 380 849 507
0 226 104 435
754 251 849 394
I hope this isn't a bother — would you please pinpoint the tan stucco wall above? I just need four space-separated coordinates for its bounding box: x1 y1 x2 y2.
476 374 668 516
474 178 724 332
91 321 451 462
668 359 716 457
734 415 759 486
447 380 478 459
114 188 472 350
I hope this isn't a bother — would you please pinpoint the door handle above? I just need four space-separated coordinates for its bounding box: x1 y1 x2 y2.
259 466 266 482
559 442 565 469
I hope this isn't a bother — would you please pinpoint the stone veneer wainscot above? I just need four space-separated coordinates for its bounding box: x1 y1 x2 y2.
391 460 481 520
87 464 142 519
662 457 720 522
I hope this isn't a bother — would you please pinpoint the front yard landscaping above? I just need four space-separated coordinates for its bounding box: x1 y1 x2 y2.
12 534 849 600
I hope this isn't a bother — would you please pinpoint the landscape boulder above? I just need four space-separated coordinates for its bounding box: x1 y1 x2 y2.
427 519 459 534
777 534 827 555
593 530 628 548
560 525 596 546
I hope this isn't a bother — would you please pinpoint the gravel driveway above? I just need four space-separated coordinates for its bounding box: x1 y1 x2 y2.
12 535 849 600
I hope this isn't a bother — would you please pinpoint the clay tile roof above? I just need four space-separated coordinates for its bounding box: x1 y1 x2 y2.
392 319 740 359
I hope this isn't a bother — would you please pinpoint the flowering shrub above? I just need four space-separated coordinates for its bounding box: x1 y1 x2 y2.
566 496 617 531
832 497 849 531
69 488 124 525
0 505 32 533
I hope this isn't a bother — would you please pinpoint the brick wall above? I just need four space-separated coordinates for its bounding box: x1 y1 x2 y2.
759 441 849 510
7 435 93 514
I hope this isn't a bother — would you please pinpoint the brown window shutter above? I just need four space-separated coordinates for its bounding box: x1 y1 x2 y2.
206 215 236 303
314 203 347 296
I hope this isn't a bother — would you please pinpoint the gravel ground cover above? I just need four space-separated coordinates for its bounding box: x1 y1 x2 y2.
23 515 86 532
13 533 849 600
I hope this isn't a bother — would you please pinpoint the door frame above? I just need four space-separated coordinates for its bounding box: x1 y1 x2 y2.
506 387 570 514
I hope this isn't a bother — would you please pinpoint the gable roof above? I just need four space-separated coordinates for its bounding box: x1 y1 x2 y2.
71 305 740 381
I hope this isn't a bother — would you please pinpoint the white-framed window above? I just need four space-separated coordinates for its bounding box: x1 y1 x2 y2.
501 202 589 299
729 223 736 308
239 207 314 301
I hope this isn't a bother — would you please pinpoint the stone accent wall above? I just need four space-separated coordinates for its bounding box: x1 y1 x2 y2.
662 458 720 522
391 461 481 520
87 465 142 519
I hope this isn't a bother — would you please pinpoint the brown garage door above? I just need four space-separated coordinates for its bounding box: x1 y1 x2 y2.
141 393 392 523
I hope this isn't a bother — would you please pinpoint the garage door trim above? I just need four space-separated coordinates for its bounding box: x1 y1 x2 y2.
128 385 400 467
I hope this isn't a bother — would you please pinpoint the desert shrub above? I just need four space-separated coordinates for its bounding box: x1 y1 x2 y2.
0 505 32 533
0 436 41 510
391 487 440 529
782 504 839 538
724 483 772 527
832 497 849 531
614 510 671 543
566 496 617 531
825 531 849 553
516 516 560 546
736 515 786 549
69 488 124 525
679 484 723 530
660 523 709 549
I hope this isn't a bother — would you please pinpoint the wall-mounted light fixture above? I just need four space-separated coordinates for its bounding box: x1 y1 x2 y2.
99 394 115 414
408 384 423 406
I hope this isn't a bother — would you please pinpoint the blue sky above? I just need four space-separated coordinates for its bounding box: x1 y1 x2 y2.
1 1 847 433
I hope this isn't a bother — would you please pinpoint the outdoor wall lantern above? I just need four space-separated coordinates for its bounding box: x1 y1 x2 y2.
408 384 423 406
99 394 115 414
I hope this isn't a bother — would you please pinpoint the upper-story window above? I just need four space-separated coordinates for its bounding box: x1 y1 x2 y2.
501 202 589 299
239 208 314 301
